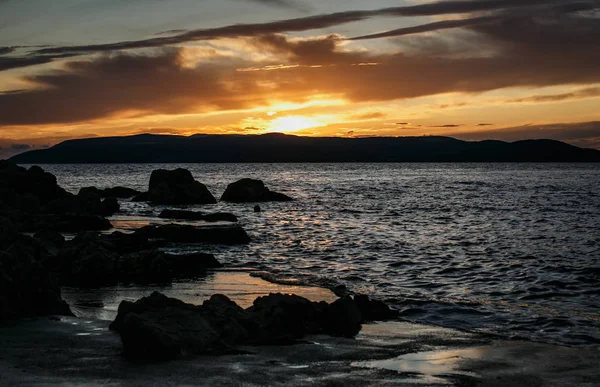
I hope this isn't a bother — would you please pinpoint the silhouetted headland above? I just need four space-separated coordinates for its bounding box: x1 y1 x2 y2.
10 133 600 163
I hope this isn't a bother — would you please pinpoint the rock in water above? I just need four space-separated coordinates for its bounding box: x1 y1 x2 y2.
79 186 141 198
110 291 371 362
111 292 223 362
148 168 216 205
221 178 293 203
354 294 400 322
159 209 238 222
134 224 251 245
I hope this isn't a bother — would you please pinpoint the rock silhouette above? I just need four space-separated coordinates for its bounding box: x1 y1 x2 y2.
0 219 72 320
159 209 238 222
147 168 216 205
110 292 373 362
79 186 142 198
221 178 293 203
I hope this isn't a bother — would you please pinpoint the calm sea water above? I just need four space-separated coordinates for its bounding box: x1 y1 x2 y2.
31 163 600 346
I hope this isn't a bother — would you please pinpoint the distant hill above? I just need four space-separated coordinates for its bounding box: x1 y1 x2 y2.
9 133 600 163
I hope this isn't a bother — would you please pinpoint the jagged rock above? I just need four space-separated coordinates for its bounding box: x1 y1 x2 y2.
34 230 65 256
57 232 120 287
221 178 293 203
354 294 399 322
110 292 370 362
131 192 149 202
111 293 223 362
79 186 141 198
101 231 165 254
134 224 251 245
148 169 216 205
119 250 220 285
247 293 328 343
119 250 173 285
159 209 238 222
0 233 72 320
324 297 362 338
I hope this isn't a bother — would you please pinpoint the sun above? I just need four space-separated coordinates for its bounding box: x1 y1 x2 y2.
268 115 322 133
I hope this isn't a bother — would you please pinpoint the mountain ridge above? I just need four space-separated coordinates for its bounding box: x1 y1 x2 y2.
9 133 600 163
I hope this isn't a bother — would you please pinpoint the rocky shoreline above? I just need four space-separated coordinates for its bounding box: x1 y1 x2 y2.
2 160 600 385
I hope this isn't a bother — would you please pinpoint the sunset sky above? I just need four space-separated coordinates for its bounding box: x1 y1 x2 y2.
1 0 600 158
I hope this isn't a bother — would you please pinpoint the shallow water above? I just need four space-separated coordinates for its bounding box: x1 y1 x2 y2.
30 163 600 346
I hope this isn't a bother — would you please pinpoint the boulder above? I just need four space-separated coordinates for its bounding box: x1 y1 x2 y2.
57 232 120 287
119 250 174 285
324 297 362 337
119 250 220 284
111 292 223 362
159 209 238 222
0 233 73 320
79 186 141 198
247 293 328 343
110 292 371 362
101 231 165 254
354 294 399 322
220 178 293 203
134 224 251 245
131 192 149 202
148 169 216 205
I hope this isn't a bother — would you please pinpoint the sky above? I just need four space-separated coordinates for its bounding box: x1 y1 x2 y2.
1 0 600 158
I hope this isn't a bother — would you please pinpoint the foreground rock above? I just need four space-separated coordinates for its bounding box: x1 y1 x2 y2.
0 219 72 320
110 291 374 362
147 168 216 205
57 232 222 287
0 161 113 232
221 178 293 203
159 209 238 222
134 224 251 245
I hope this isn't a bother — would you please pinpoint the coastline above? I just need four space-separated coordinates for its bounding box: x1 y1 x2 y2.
1 271 599 386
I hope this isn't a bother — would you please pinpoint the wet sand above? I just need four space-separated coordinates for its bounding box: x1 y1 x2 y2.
1 272 599 386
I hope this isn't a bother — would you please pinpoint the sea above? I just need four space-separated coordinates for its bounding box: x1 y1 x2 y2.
28 163 600 347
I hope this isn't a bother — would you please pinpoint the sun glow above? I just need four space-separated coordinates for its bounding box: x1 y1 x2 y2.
267 115 323 133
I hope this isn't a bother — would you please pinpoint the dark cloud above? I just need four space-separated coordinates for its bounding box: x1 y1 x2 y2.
350 16 499 41
477 123 494 126
29 0 586 56
395 122 410 125
0 53 78 71
508 87 600 103
351 112 386 120
431 124 461 128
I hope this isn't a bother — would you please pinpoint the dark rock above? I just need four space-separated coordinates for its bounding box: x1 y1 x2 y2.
134 224 251 245
57 232 120 287
254 205 261 213
119 250 173 285
34 230 65 256
110 291 373 362
131 192 149 202
247 293 328 343
101 197 120 216
80 186 141 198
0 233 73 320
118 250 221 285
167 252 222 277
221 178 293 203
54 214 113 232
324 297 362 338
148 169 216 205
354 294 399 322
159 209 238 222
110 292 224 362
102 231 165 254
